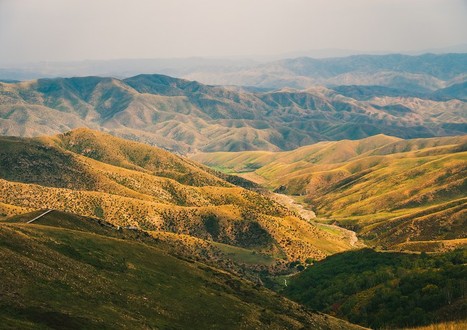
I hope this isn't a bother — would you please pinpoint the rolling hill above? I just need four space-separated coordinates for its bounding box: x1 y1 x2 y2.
0 68 465 153
0 128 354 270
192 135 467 251
0 212 364 329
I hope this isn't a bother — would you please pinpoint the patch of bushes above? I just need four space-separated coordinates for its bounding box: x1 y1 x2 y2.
284 248 467 329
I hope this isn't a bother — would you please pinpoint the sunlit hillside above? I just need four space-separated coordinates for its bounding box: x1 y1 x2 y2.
192 135 467 250
0 129 354 269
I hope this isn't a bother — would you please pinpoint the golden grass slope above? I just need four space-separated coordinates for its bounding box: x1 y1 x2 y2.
192 135 467 250
0 128 353 262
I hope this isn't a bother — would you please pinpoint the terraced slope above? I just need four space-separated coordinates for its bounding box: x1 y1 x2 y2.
192 135 467 250
0 215 363 329
0 129 352 265
0 73 465 153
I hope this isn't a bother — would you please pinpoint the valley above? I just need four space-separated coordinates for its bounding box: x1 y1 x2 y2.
0 54 465 330
192 134 467 252
1 1 466 328
1 128 465 329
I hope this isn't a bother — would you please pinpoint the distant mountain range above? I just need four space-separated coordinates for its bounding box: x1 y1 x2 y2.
1 55 466 153
184 53 467 90
1 53 466 88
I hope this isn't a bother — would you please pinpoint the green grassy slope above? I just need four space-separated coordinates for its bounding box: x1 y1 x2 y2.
0 217 363 329
192 135 467 250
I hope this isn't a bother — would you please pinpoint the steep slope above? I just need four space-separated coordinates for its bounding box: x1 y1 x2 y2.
0 72 465 153
0 217 363 329
0 129 353 265
192 135 467 250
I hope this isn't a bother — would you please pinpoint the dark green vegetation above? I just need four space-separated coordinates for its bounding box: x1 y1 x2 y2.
1 54 466 153
193 135 467 252
0 214 362 329
284 248 467 329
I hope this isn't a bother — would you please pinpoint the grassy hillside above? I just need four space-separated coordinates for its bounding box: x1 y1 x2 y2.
0 71 465 153
283 248 467 329
192 135 467 250
0 129 353 266
0 215 363 329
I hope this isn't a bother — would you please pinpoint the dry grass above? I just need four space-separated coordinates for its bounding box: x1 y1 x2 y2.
193 135 467 250
401 320 467 330
0 129 353 264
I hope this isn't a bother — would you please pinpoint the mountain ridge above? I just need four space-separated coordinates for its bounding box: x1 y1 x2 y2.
1 70 465 153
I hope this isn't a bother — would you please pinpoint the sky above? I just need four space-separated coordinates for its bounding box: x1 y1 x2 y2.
0 0 466 65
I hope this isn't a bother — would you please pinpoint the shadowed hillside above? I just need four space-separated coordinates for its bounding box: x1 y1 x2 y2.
0 215 364 329
192 135 467 251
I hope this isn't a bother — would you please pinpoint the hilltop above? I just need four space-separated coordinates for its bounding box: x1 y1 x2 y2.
192 135 467 251
0 213 363 329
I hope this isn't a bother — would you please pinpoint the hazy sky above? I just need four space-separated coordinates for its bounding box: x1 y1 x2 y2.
0 0 466 64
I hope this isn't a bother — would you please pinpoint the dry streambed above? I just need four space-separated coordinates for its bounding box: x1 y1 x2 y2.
272 193 363 248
